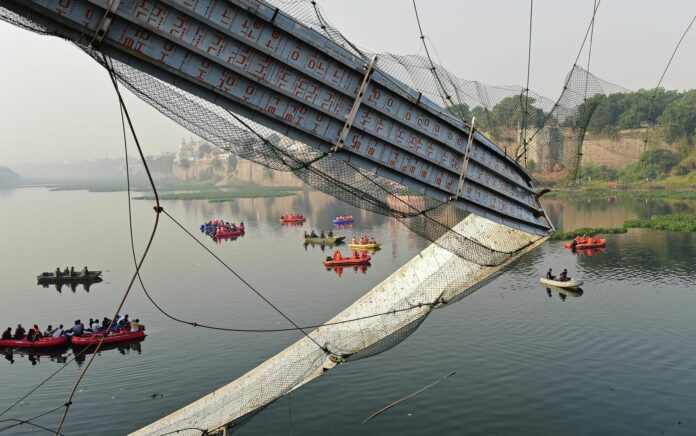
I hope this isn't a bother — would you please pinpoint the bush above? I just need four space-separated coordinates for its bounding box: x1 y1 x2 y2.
621 149 680 182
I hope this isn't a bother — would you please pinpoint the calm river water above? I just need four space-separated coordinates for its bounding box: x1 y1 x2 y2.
1 187 695 435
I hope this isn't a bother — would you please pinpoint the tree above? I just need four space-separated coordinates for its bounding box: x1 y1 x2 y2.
197 143 213 158
177 157 191 180
226 154 238 175
447 103 470 121
658 90 696 145
621 149 680 182
211 157 223 173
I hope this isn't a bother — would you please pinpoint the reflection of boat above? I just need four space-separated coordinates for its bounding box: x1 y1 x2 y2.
0 336 69 349
279 216 305 224
323 255 371 267
565 238 606 249
576 247 604 257
37 271 102 283
326 264 370 277
348 243 381 250
332 218 354 225
304 236 345 244
543 285 584 298
539 278 583 289
71 330 146 346
39 278 103 293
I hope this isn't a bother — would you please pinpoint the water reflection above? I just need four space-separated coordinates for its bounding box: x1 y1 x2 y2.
543 286 584 300
543 196 696 231
37 278 103 293
325 264 371 277
0 339 145 367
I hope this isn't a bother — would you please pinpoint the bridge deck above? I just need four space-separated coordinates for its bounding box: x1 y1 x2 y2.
2 0 551 234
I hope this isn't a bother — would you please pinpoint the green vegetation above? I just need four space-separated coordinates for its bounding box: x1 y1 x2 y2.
0 166 20 187
134 184 303 202
544 188 696 200
549 227 627 240
624 214 696 233
621 149 681 182
551 213 696 240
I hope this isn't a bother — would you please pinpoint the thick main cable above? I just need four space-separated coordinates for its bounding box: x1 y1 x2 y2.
55 55 162 434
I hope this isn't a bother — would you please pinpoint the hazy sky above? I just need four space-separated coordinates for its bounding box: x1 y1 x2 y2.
0 0 694 166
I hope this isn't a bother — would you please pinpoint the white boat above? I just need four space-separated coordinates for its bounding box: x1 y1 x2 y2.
539 277 583 289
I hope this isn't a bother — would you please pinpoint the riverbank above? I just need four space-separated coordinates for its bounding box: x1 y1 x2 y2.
550 213 696 240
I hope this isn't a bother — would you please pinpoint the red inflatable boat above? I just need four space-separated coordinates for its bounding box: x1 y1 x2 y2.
565 238 607 249
0 336 68 348
70 330 146 346
215 228 243 238
323 255 371 267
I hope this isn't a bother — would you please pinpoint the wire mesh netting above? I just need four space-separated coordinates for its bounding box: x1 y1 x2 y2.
0 0 632 434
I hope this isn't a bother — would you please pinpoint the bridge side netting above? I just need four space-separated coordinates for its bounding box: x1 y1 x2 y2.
130 214 546 436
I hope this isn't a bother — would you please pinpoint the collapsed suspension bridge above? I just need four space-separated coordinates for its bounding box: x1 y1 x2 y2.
0 0 624 434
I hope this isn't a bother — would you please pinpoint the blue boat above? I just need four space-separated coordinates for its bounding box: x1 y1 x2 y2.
332 217 354 225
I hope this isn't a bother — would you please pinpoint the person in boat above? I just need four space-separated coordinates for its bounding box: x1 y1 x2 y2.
52 325 64 338
546 268 556 280
91 318 102 333
352 236 357 244
32 324 43 340
320 230 325 239
333 250 343 261
119 315 130 330
43 325 54 337
328 230 333 238
370 237 377 244
26 328 36 342
310 230 318 238
2 327 11 340
70 266 75 277
13 324 25 340
559 269 569 282
80 266 89 277
116 314 127 328
240 221 244 227
130 319 141 333
102 317 111 330
359 251 367 260
54 267 61 278
67 320 83 337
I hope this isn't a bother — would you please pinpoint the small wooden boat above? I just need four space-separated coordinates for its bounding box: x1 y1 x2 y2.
323 255 371 267
0 336 69 349
304 236 345 244
539 278 583 289
348 243 381 250
70 330 146 346
37 271 102 283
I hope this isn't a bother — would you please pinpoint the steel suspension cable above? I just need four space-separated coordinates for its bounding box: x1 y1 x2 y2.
517 0 602 160
55 55 163 434
643 13 696 152
521 0 534 167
